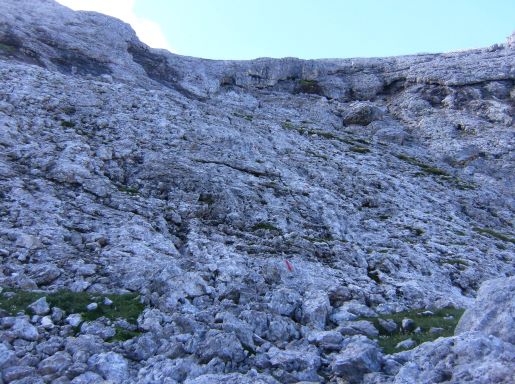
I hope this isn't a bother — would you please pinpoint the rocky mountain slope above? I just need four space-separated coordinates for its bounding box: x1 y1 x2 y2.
0 0 513 383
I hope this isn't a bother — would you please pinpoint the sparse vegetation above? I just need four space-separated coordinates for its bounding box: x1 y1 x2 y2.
0 43 16 53
350 146 370 154
395 153 448 176
440 258 469 267
361 307 465 354
233 112 253 121
198 193 215 205
296 79 323 94
60 120 75 128
118 186 140 195
473 227 515 244
0 289 144 324
252 222 282 233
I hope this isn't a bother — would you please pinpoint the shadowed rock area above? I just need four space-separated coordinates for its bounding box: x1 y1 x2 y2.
0 0 514 382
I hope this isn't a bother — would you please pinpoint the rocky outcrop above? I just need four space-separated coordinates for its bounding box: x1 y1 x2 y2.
381 277 515 384
455 276 515 343
0 0 513 383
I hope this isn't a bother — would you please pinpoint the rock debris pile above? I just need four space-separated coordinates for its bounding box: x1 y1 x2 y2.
0 1 513 383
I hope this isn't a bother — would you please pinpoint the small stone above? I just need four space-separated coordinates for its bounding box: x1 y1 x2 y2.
395 338 417 350
80 321 116 340
418 310 434 316
76 264 97 276
430 327 444 334
103 297 113 306
28 296 50 315
2 365 35 382
0 343 18 369
66 313 83 327
51 307 65 322
401 318 416 332
378 318 397 333
86 303 98 311
38 351 72 375
88 352 129 383
12 317 39 341
41 316 54 329
331 336 383 383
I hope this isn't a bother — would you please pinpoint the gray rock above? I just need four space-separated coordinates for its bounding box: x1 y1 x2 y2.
11 318 39 341
37 351 72 375
66 314 82 327
266 346 321 382
395 338 417 350
429 327 444 335
85 303 98 312
198 330 245 364
137 356 204 383
392 333 515 384
341 101 384 125
301 291 331 329
184 372 280 384
87 352 129 384
338 320 379 337
36 336 64 356
26 264 61 285
401 318 416 332
307 330 343 351
65 335 104 357
51 307 65 323
80 321 115 340
455 276 515 343
103 297 113 306
70 372 104 384
266 287 302 317
27 297 50 316
2 365 36 382
330 336 383 384
75 264 96 277
124 334 157 361
0 343 18 369
0 1 513 382
378 318 397 333
40 316 54 329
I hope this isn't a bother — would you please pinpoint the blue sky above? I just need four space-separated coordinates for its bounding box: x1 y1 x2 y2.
59 0 515 60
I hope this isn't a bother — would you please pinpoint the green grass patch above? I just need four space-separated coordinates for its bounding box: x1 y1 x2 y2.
395 154 448 176
281 121 295 130
361 307 465 354
118 186 140 196
440 258 469 267
473 227 515 244
252 222 282 233
233 112 253 121
110 327 143 342
0 289 144 324
350 146 370 154
0 43 16 53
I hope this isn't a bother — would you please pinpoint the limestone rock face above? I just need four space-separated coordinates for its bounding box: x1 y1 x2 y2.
455 276 515 343
0 1 514 383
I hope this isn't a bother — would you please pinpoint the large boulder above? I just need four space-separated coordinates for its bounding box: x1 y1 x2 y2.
455 276 514 343
392 333 515 384
330 336 383 384
87 352 129 383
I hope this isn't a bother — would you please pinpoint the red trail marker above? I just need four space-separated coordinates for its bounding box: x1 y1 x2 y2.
285 259 293 272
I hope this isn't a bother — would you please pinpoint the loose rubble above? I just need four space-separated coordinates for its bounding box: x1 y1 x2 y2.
0 0 513 382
